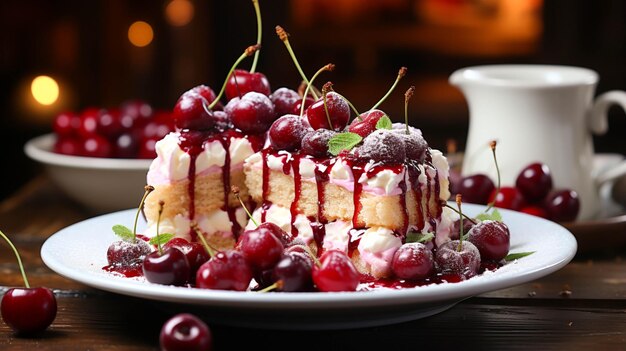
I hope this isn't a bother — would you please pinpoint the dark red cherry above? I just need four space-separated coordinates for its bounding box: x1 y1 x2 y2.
456 174 495 205
96 109 123 139
188 85 222 111
137 136 161 159
467 220 510 262
53 111 80 137
270 87 300 117
225 92 275 134
269 114 311 151
236 227 284 271
213 110 232 130
450 218 476 240
195 250 252 291
435 240 481 277
305 92 350 131
54 137 83 156
1 287 57 334
348 109 386 137
272 251 314 292
172 92 216 131
142 247 190 286
543 189 580 222
301 129 337 158
489 186 526 211
292 96 315 115
82 134 113 158
113 132 139 158
107 239 153 267
120 99 153 128
312 250 359 292
521 205 548 219
391 243 434 280
355 129 406 164
516 162 553 202
164 238 210 274
225 69 271 100
78 108 101 138
393 127 428 163
160 313 212 351
256 222 293 247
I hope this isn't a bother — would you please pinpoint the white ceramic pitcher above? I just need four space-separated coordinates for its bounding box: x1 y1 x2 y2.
449 64 626 220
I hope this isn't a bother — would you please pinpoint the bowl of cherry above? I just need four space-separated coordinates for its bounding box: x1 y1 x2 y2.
24 100 174 213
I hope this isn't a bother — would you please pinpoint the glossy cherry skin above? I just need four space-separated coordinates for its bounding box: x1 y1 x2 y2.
312 250 359 292
172 92 216 131
467 220 510 262
269 114 311 151
256 222 293 247
292 96 315 115
188 85 221 110
456 174 495 205
543 189 580 222
348 109 386 137
305 92 350 131
489 186 526 211
142 247 190 286
225 92 275 134
82 134 113 158
270 87 300 117
164 238 210 274
1 287 57 334
236 227 284 271
516 162 553 202
78 108 101 138
435 240 481 278
225 69 271 101
160 313 212 351
53 111 80 137
195 250 253 291
107 239 153 267
272 251 314 292
391 243 434 280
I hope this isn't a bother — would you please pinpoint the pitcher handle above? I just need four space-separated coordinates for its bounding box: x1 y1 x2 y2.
589 90 626 185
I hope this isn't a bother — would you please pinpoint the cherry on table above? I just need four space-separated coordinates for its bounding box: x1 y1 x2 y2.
312 250 360 292
195 250 253 291
516 162 553 202
160 313 212 351
456 174 495 205
544 189 580 222
488 186 526 211
142 247 191 286
467 220 510 262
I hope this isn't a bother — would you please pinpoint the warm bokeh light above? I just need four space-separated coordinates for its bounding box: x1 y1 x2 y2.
166 0 194 26
31 76 59 105
128 21 154 47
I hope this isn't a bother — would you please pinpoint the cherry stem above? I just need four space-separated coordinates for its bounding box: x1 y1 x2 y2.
209 44 260 110
300 64 335 117
456 194 464 252
257 280 283 293
485 140 500 213
250 0 262 73
322 82 333 129
404 86 415 135
276 26 319 100
443 203 478 225
134 185 154 243
156 201 165 255
370 67 407 111
193 225 216 258
231 186 257 227
0 230 30 288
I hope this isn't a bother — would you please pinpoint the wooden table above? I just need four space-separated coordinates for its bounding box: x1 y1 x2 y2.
1 176 625 350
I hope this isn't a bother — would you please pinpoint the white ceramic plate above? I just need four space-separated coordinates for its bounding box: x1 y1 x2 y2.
41 204 577 330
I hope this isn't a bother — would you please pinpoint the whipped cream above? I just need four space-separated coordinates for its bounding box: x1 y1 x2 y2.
145 208 248 241
357 227 403 277
147 132 254 185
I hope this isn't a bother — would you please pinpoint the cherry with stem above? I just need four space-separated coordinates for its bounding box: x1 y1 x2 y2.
275 25 319 100
370 67 407 111
300 63 335 117
208 45 260 110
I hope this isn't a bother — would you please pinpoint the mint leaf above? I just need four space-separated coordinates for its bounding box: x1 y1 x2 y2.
328 132 362 156
406 232 434 244
505 251 535 261
112 224 134 241
375 115 392 130
475 208 503 222
149 233 175 246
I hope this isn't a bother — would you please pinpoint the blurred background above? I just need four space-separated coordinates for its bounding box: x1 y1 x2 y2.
2 0 626 200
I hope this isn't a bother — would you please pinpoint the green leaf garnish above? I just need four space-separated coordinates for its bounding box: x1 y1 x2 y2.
406 232 434 244
328 132 362 156
475 208 503 222
112 224 134 242
375 115 392 130
505 251 535 261
149 233 175 246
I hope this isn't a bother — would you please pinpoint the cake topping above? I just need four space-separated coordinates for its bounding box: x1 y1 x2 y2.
356 129 406 164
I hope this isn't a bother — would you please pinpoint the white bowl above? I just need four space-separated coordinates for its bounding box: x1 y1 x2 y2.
24 134 152 213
